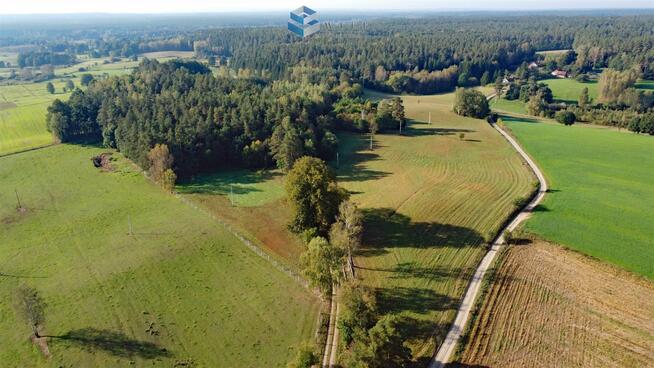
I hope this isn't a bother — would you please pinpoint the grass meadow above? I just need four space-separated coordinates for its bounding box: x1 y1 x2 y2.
0 144 319 367
542 78 599 104
0 80 78 155
336 92 534 361
501 116 654 278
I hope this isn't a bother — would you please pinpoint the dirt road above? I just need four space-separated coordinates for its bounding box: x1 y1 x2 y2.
428 119 548 368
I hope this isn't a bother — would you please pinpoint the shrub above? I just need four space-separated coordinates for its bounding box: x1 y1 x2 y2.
555 110 576 125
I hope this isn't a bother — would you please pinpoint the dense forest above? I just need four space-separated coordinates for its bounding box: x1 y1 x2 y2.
9 15 654 93
45 60 397 177
198 15 654 93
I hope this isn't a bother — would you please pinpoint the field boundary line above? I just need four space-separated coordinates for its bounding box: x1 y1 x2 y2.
174 194 311 289
0 142 56 158
428 105 548 368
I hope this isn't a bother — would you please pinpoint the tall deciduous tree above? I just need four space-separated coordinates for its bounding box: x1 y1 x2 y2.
46 82 55 94
147 144 175 187
330 200 363 278
300 236 343 294
15 286 46 338
578 87 590 109
285 156 345 234
453 88 489 118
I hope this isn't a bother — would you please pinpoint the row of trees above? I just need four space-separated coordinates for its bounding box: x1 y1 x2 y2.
285 157 412 367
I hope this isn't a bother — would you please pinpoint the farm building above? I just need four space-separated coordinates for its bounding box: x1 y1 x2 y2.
551 69 568 78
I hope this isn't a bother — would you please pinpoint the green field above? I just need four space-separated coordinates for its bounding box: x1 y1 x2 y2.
542 78 599 104
0 80 76 155
490 97 527 115
0 144 319 367
503 116 654 278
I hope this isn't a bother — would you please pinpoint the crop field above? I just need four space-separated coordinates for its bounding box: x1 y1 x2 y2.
501 115 654 278
0 145 319 367
456 240 654 367
535 49 573 55
140 51 195 59
336 91 534 362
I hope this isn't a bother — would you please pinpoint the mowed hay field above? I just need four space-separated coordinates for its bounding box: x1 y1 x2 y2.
456 240 654 367
337 91 534 362
0 145 319 367
502 116 654 278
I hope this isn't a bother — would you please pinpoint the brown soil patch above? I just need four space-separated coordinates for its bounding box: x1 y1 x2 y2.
91 152 114 171
31 334 50 358
455 240 654 368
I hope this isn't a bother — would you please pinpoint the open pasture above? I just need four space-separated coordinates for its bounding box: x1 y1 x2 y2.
0 144 319 367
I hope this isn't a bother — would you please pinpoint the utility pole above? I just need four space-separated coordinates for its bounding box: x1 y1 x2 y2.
230 184 234 206
370 134 373 150
336 152 340 168
128 215 133 236
399 120 402 135
429 111 431 125
15 189 22 210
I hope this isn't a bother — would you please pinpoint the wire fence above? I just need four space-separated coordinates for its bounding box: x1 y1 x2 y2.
175 194 310 289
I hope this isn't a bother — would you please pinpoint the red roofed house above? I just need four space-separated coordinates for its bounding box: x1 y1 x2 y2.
551 69 568 78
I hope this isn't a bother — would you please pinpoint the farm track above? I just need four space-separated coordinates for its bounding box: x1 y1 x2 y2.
428 117 548 368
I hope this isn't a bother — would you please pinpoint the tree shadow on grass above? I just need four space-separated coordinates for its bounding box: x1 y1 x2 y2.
176 169 280 195
336 134 391 183
404 121 475 137
499 114 540 124
356 262 470 282
51 328 171 359
375 287 459 315
361 208 485 250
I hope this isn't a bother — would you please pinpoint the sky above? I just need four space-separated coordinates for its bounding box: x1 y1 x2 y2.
2 0 653 14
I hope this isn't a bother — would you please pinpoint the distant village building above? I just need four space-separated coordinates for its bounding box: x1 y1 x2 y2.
528 62 539 69
551 69 568 78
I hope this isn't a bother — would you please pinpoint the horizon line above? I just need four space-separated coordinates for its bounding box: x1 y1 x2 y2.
2 7 654 16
